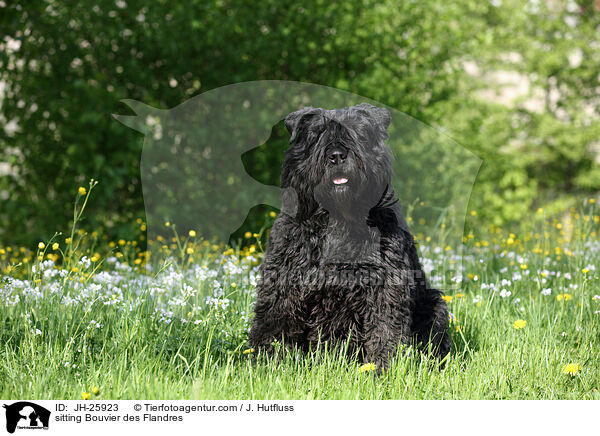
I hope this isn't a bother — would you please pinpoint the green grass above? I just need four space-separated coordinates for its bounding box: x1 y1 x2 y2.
1 193 599 399
1 281 598 400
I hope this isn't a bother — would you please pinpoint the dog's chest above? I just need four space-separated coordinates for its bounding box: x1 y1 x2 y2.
319 224 382 265
264 216 407 294
297 223 399 292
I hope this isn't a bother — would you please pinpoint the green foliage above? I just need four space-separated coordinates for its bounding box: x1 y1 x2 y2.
0 0 599 245
440 0 600 225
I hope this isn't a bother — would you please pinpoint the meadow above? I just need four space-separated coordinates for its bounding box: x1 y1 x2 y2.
1 183 599 400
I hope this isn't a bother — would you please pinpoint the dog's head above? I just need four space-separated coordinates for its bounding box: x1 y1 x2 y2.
281 103 392 221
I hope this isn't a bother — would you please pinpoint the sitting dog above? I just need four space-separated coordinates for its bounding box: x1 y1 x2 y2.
249 103 451 369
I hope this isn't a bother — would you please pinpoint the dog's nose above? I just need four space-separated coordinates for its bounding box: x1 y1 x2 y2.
327 147 347 165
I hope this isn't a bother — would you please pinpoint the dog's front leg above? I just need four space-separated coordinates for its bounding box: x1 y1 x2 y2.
248 280 305 353
361 290 412 371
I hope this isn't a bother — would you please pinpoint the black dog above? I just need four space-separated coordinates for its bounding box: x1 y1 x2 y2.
249 103 451 369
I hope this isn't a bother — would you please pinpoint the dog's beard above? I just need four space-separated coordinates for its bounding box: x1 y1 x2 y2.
313 165 387 265
314 166 383 224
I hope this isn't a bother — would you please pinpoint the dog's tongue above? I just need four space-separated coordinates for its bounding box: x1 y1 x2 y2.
333 177 348 185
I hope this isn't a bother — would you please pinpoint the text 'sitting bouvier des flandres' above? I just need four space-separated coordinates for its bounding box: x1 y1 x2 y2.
249 103 451 369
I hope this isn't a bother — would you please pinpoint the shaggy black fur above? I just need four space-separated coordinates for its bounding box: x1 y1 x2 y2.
249 103 451 369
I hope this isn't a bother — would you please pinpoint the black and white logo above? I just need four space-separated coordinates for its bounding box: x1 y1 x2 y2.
3 402 50 434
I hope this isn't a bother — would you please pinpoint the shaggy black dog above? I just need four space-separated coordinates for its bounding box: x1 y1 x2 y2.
249 103 451 369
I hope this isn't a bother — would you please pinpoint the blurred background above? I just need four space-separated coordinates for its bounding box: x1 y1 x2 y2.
1 0 599 246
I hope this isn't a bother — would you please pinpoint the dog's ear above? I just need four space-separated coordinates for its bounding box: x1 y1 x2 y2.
284 107 320 144
356 103 391 139
280 187 299 217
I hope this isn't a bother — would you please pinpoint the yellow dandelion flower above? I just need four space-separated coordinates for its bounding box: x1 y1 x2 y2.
52 242 59 251
470 210 477 216
442 295 453 303
186 247 194 254
556 293 572 302
582 268 589 274
561 363 581 376
165 221 171 227
244 231 252 239
231 282 237 287
520 264 528 270
78 186 87 196
243 348 255 355
513 319 527 330
92 387 100 395
589 198 596 204
38 242 45 250
81 392 91 400
188 230 197 238
358 363 377 373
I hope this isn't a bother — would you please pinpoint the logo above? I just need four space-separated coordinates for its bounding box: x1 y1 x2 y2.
2 402 50 434
114 81 481 290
